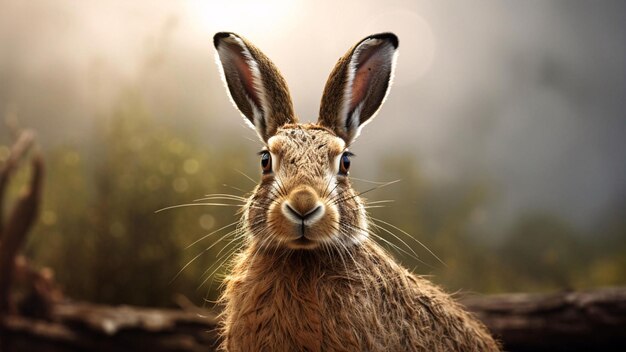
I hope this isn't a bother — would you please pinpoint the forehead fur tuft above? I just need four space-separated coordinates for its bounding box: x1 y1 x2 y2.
267 124 345 157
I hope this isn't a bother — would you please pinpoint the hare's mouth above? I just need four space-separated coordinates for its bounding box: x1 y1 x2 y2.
289 235 317 249
261 184 343 250
282 213 327 250
264 199 339 250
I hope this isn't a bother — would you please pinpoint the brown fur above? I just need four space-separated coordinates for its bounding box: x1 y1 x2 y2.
217 125 500 351
214 32 297 141
220 239 499 351
213 33 500 351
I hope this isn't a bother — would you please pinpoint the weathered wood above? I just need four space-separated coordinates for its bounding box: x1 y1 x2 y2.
462 287 626 351
1 287 625 351
0 130 35 235
1 302 220 352
0 132 43 315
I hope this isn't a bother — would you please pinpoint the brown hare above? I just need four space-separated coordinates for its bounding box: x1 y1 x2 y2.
212 32 500 352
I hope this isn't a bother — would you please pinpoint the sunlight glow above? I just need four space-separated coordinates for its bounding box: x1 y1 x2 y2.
185 0 299 34
366 9 436 86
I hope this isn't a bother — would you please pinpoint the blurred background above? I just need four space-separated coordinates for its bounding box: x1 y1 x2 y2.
0 0 624 308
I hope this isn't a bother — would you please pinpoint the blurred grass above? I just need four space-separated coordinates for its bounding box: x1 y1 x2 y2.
2 92 624 308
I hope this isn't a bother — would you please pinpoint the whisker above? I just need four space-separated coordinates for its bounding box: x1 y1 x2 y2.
368 221 420 259
197 242 243 290
171 227 244 284
346 223 404 256
222 183 247 193
273 177 289 198
367 229 429 266
371 217 446 267
335 236 373 303
330 179 401 205
155 202 264 213
349 176 397 185
198 193 247 200
359 205 390 210
365 200 395 205
338 221 422 264
185 220 240 249
214 231 247 258
192 198 247 204
234 169 257 184
321 176 338 199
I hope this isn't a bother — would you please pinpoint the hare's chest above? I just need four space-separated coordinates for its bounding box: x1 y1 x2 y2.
226 273 387 351
224 277 324 351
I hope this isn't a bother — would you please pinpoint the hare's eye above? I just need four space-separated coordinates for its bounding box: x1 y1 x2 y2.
260 151 272 173
339 152 351 175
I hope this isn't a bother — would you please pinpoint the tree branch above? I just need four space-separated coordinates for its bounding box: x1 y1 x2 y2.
0 130 35 237
0 152 44 315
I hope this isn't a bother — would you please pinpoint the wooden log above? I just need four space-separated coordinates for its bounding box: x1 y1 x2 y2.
462 287 626 351
1 302 220 352
0 287 625 351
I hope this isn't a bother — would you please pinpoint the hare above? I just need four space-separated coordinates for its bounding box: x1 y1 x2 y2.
212 32 500 351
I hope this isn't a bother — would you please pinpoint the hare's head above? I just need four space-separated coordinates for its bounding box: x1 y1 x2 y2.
214 32 398 250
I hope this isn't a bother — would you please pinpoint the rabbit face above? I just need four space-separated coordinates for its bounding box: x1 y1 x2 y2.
214 32 398 250
245 125 366 250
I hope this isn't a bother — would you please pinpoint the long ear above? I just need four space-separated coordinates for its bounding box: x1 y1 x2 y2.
318 33 398 144
213 32 297 142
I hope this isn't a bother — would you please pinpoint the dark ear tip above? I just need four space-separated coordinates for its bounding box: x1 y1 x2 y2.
213 32 235 49
367 32 399 49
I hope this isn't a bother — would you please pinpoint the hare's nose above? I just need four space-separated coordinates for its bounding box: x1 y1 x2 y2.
283 186 324 223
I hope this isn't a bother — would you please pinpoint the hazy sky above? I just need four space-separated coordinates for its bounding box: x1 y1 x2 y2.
1 0 625 231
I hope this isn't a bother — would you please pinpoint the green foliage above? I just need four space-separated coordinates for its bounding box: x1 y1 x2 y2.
21 93 254 306
368 154 626 294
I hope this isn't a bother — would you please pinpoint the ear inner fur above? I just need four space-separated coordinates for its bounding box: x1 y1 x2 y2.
349 39 394 126
214 32 297 141
318 33 398 144
216 39 264 128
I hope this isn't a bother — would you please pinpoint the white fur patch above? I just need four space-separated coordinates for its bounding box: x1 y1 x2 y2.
341 53 357 137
